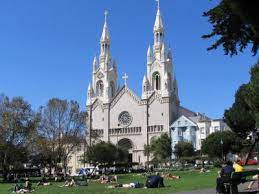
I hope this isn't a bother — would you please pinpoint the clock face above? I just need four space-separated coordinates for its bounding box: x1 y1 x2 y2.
118 111 132 126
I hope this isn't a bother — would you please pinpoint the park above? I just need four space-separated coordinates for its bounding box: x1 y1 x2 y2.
0 0 259 194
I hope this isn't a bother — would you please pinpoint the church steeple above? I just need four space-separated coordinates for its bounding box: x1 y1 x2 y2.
100 11 111 67
153 0 164 34
153 0 164 49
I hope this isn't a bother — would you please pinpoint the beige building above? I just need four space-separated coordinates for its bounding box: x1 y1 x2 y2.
86 3 180 165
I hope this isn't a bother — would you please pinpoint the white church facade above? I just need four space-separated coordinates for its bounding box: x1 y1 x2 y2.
86 3 180 165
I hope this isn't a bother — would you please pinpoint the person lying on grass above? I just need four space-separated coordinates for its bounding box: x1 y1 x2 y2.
60 178 76 187
99 175 117 184
37 177 51 186
162 173 181 180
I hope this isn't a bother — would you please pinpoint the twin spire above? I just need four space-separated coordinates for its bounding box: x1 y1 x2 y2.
100 0 164 45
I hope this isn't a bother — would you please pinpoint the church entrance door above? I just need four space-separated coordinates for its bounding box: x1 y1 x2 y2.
118 138 133 163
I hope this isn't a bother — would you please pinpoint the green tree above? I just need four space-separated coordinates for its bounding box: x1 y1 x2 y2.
145 133 172 165
224 62 259 138
203 0 259 56
201 131 242 160
248 63 259 129
0 95 38 180
174 141 195 159
224 62 259 164
84 141 128 167
224 84 256 139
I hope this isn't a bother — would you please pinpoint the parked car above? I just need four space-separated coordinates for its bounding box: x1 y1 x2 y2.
239 159 258 166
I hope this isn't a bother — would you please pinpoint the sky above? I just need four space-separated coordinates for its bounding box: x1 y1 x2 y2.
0 0 257 118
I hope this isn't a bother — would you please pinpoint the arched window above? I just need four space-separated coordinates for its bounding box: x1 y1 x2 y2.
96 80 104 96
152 72 161 90
110 81 115 98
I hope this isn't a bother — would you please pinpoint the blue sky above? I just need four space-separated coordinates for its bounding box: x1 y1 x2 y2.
0 0 257 118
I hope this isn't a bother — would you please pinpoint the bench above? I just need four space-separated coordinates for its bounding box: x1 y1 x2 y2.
224 170 259 194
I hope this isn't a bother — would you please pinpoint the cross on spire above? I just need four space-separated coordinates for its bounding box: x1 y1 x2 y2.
156 0 160 10
122 73 128 86
104 10 108 23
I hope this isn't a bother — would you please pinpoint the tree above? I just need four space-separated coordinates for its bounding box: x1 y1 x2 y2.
84 141 128 168
0 95 38 180
224 84 256 139
203 0 259 56
201 131 243 160
224 62 259 164
174 141 194 159
145 133 172 165
248 63 259 129
36 98 86 175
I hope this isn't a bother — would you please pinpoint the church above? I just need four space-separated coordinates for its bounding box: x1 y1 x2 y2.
86 2 180 165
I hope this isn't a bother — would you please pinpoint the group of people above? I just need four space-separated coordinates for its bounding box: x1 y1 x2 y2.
216 159 259 193
13 178 33 193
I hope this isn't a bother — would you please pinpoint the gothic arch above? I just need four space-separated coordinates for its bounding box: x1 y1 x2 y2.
96 80 104 97
152 71 161 90
118 138 133 150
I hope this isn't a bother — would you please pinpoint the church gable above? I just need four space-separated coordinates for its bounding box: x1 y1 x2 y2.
110 86 142 109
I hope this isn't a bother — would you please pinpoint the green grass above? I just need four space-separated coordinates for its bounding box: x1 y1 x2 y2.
0 169 218 194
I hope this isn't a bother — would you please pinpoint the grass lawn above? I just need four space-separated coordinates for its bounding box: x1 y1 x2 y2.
0 169 218 194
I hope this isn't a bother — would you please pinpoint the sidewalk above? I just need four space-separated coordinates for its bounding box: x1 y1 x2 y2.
173 189 215 194
172 183 257 194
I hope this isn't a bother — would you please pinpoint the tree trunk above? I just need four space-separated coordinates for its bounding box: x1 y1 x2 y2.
245 138 258 165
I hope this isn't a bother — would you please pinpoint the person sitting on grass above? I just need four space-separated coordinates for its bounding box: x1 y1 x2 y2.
13 178 34 193
233 159 244 172
145 173 165 188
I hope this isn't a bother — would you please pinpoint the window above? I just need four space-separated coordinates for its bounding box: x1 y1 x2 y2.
96 80 104 96
178 128 183 136
178 121 181 125
152 72 161 90
200 127 205 134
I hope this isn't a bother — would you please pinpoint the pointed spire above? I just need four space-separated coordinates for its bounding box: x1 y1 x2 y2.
147 45 153 64
154 0 164 33
92 56 98 72
147 45 152 57
167 47 172 60
87 83 93 105
100 10 110 43
142 75 148 84
87 83 91 91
